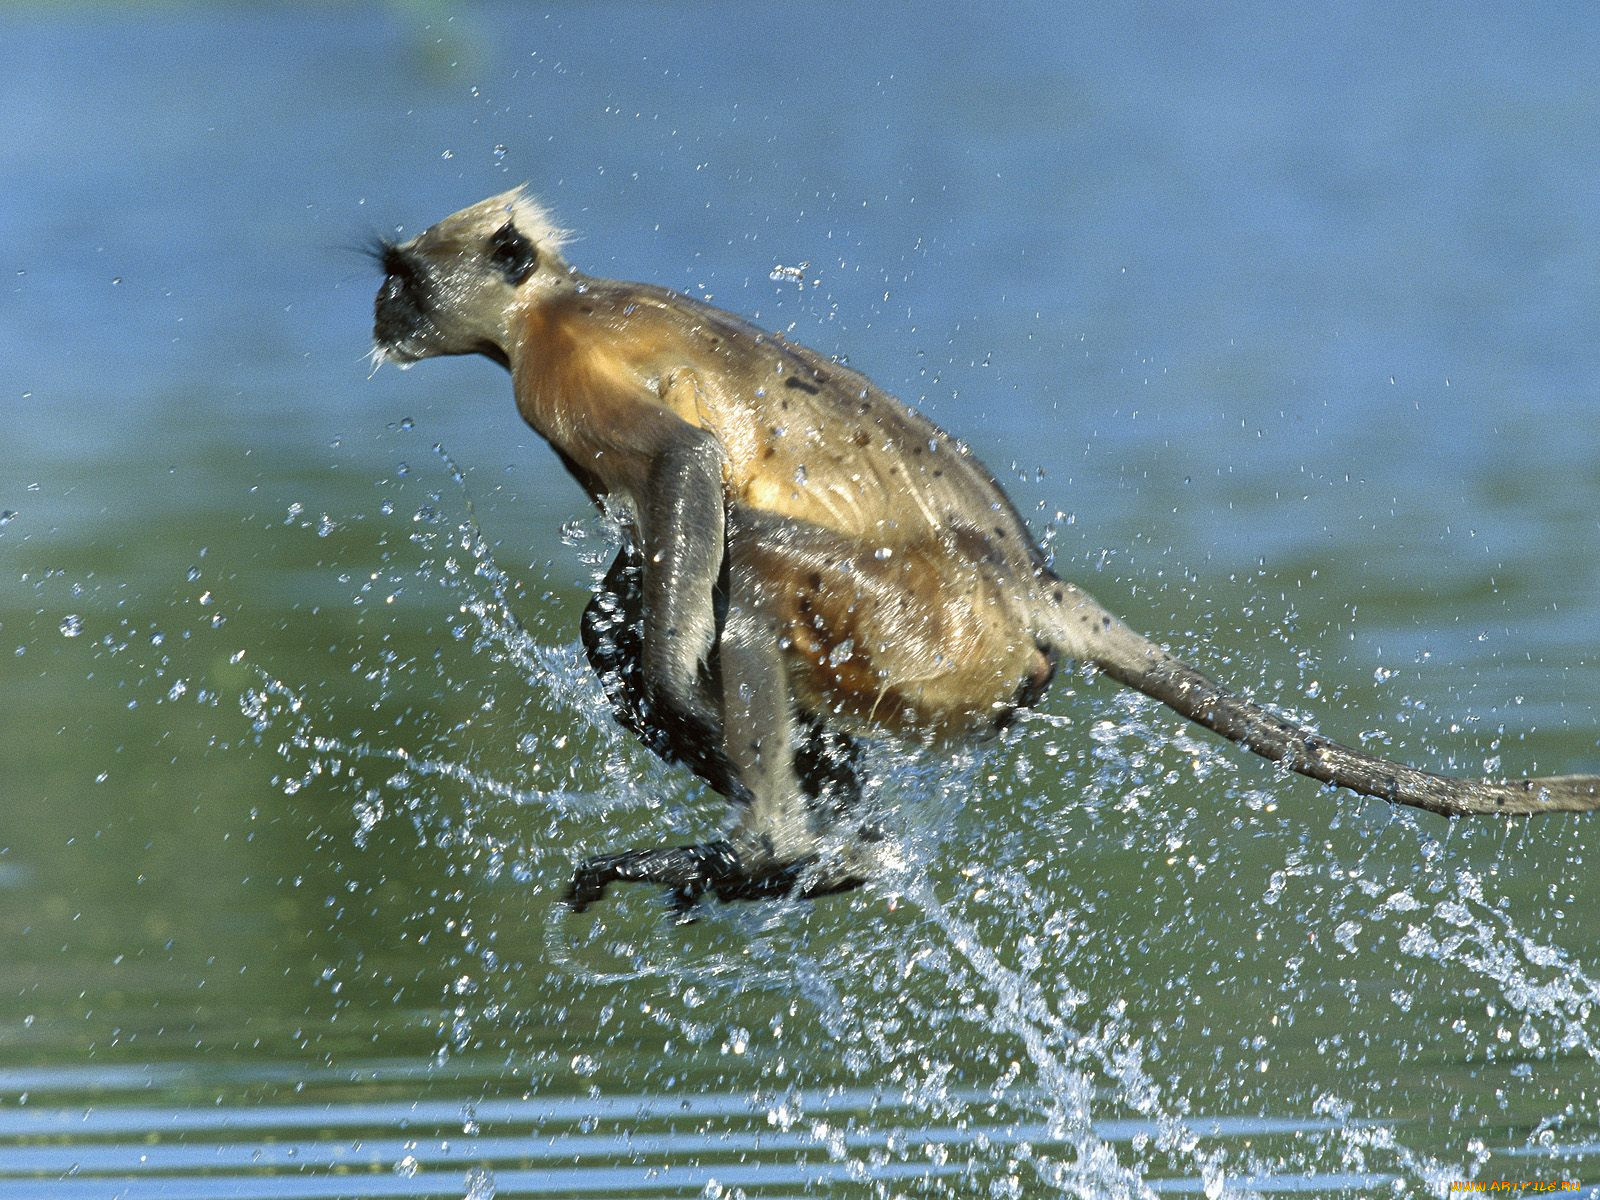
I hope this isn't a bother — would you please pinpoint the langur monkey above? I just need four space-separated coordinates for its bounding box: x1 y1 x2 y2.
371 188 1600 911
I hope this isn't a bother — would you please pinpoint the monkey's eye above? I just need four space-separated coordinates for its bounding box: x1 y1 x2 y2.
488 221 538 286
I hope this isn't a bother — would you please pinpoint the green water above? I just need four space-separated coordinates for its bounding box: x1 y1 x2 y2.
3 3 1599 1195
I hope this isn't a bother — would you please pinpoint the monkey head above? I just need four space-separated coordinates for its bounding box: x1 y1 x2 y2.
372 186 569 367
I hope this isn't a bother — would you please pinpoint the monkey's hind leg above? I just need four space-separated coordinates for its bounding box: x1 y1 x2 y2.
566 544 868 912
692 560 871 904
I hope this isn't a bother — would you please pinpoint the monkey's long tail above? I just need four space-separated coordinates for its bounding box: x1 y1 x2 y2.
1044 585 1600 817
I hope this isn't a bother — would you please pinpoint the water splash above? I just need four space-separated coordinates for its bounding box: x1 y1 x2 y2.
233 443 1599 1197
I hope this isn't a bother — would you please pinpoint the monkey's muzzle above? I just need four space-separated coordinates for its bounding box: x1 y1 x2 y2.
372 273 431 364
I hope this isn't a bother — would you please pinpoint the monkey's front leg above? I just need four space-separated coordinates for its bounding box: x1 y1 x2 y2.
634 429 754 806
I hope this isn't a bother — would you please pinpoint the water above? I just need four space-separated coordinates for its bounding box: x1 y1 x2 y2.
4 3 1600 1196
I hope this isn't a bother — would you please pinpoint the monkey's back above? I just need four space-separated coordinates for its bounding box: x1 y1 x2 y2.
571 281 1052 584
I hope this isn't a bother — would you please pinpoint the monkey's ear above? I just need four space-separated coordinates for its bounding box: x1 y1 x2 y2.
487 221 538 286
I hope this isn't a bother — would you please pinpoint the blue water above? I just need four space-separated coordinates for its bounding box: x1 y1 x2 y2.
4 3 1600 1197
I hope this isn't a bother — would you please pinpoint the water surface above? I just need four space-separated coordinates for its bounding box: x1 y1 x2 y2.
3 3 1599 1196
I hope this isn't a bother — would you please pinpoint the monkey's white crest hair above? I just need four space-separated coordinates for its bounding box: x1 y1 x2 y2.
494 184 572 251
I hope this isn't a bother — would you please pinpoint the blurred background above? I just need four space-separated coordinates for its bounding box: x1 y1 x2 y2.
2 2 1599 1196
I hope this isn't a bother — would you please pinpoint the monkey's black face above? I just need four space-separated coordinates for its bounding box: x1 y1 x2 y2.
372 241 442 364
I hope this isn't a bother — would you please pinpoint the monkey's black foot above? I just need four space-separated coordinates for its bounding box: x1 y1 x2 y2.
563 840 739 913
563 839 866 913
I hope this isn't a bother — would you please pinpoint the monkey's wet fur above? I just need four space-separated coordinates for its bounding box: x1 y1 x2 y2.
371 188 1600 913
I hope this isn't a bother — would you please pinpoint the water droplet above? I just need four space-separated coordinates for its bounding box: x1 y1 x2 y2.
463 1167 496 1200
492 144 508 163
1333 920 1362 953
59 615 84 638
399 416 415 430
873 546 893 561
793 464 808 485
0 511 15 527
393 1155 419 1178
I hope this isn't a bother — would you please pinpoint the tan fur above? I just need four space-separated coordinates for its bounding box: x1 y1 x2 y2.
500 277 1052 736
